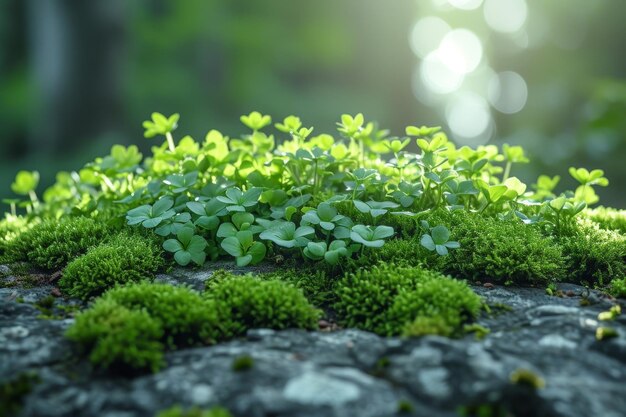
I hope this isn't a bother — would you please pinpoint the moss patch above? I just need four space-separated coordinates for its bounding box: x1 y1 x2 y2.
335 263 481 336
206 273 321 339
59 233 164 300
3 216 111 270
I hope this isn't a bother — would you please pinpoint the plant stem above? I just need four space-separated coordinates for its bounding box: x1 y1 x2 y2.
165 132 176 152
28 191 39 208
503 162 511 181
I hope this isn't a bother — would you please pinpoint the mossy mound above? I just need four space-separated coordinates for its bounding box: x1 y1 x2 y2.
427 210 566 285
59 233 165 300
3 216 111 270
102 282 217 348
66 298 165 373
559 218 626 286
584 206 626 234
335 263 481 336
206 273 321 339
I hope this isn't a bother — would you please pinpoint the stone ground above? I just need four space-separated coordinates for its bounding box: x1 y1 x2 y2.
1 265 625 417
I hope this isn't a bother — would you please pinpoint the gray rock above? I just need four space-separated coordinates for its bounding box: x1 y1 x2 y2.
2 277 626 417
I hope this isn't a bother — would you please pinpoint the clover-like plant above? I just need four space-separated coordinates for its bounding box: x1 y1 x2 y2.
163 225 208 266
11 170 40 211
143 112 180 152
155 212 192 237
217 212 260 238
164 171 198 194
240 111 272 131
187 198 228 231
569 167 608 205
301 202 352 239
353 200 399 223
419 222 459 256
259 222 314 248
216 187 262 212
220 230 267 266
350 224 394 248
127 197 176 228
303 240 349 265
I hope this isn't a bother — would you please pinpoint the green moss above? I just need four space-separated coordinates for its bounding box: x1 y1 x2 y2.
206 274 321 339
66 298 165 373
0 371 40 417
430 211 565 285
0 215 34 261
345 237 447 273
3 216 111 270
155 405 232 417
401 316 455 338
335 264 481 336
584 206 626 234
102 282 217 348
397 399 415 414
59 233 164 300
231 354 254 372
257 268 337 306
558 218 626 286
610 278 626 298
509 368 545 389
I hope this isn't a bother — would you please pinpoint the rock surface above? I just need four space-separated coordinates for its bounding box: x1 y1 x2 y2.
2 265 626 417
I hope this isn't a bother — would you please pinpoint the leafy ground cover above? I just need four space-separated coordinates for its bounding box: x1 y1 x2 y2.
1 111 625 375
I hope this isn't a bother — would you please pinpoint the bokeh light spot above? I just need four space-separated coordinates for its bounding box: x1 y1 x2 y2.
438 29 483 74
420 52 465 95
483 0 528 33
447 0 484 11
446 93 493 145
409 17 451 58
488 71 528 114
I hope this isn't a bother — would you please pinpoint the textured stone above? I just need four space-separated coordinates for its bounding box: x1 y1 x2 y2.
1 277 625 417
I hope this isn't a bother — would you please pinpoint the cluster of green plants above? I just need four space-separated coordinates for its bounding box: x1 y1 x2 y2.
66 275 319 372
155 405 232 417
335 263 482 337
3 111 621 277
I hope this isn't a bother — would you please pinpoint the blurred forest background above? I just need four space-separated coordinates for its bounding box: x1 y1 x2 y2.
1 0 625 207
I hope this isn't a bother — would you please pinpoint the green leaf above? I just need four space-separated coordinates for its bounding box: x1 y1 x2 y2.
240 111 272 131
372 225 394 240
11 171 39 195
431 225 450 245
420 234 436 251
248 241 267 264
174 251 192 266
221 237 243 257
152 197 174 216
163 239 183 253
176 225 195 247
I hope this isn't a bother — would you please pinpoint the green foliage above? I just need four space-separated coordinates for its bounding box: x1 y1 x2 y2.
402 316 455 337
143 112 180 138
257 268 337 307
2 112 621 285
59 233 164 300
206 274 321 339
232 355 255 372
163 224 208 266
66 299 165 373
155 405 232 417
335 264 481 336
610 278 626 298
102 282 218 348
558 218 626 286
434 211 566 285
584 206 626 234
419 221 460 256
4 216 111 270
0 372 40 417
